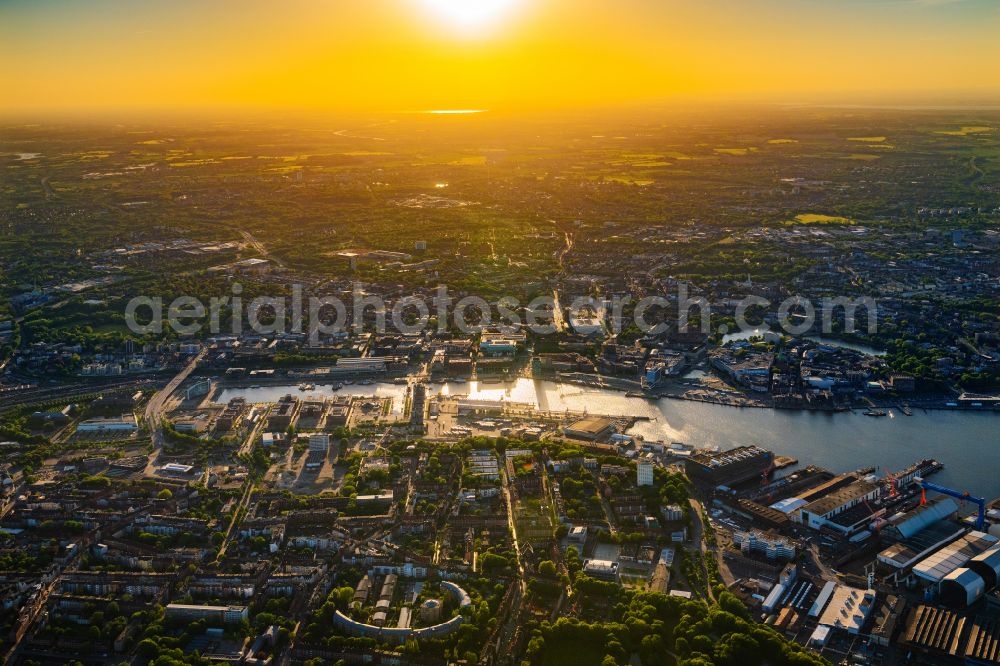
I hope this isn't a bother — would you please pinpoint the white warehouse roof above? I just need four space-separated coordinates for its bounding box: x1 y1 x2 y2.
816 586 876 635
912 531 998 584
770 497 808 514
808 581 838 618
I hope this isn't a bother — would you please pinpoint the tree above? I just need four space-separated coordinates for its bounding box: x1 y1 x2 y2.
137 638 159 659
480 552 508 571
80 474 112 490
717 590 751 621
330 586 355 611
714 633 762 666
157 488 173 500
537 560 557 577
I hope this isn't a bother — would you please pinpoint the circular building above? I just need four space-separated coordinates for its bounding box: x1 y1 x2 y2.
333 579 473 645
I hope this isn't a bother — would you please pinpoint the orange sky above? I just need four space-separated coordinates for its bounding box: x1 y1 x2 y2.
2 0 999 114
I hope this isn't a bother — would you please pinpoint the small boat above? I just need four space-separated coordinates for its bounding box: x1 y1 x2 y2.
298 383 315 391
864 409 887 417
900 404 913 416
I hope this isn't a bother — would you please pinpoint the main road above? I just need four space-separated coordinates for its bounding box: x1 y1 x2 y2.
239 230 285 270
484 455 531 665
215 409 271 560
550 231 573 333
215 473 255 562
143 349 207 476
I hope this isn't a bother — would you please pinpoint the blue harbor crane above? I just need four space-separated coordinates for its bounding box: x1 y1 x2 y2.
914 477 986 531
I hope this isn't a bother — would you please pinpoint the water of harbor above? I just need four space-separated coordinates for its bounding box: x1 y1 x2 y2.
216 379 998 498
216 383 409 415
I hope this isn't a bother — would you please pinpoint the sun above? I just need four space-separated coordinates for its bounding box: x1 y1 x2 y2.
415 0 522 32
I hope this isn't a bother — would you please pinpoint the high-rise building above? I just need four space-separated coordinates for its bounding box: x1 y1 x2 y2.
637 461 654 487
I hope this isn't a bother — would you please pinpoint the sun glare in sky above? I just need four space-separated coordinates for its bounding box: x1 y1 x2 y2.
415 0 522 33
1 0 998 115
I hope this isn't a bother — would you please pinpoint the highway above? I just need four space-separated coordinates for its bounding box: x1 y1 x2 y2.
143 349 207 476
236 408 269 458
240 230 285 269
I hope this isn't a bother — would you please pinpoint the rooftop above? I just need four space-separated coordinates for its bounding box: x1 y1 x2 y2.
816 586 875 635
891 498 959 540
166 603 246 612
802 479 879 518
912 530 998 584
828 498 882 528
583 559 619 573
878 520 967 569
690 445 770 469
566 417 615 435
797 473 859 504
901 605 966 656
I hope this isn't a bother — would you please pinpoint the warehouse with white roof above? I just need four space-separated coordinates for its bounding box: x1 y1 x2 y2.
911 530 998 585
816 586 876 635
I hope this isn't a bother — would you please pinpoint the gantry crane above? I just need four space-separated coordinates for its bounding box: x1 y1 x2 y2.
914 477 986 531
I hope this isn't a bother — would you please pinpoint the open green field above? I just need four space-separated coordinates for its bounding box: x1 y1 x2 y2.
789 213 856 225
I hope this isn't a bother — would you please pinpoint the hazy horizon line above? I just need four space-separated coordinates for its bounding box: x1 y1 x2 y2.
4 93 1000 125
